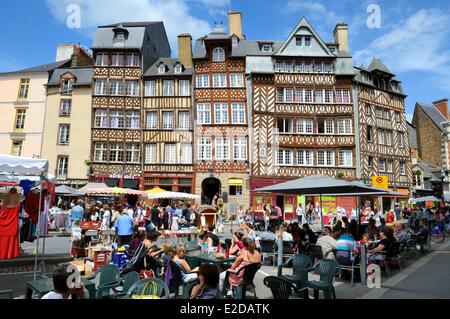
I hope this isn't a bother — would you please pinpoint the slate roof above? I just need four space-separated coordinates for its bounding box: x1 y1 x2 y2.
416 102 447 132
47 67 93 86
368 57 394 76
407 122 418 149
415 159 439 179
0 59 72 75
144 58 193 77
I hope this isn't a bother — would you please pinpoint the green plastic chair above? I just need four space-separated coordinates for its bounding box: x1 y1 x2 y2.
278 254 314 299
126 278 170 299
87 264 121 299
0 290 13 299
306 259 340 299
114 271 140 298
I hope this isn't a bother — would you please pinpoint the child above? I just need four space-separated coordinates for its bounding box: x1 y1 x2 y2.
161 244 173 276
171 212 179 231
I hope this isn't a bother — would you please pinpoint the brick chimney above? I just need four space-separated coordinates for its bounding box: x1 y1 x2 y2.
433 98 449 120
178 34 193 68
333 23 349 53
70 43 93 67
228 10 244 39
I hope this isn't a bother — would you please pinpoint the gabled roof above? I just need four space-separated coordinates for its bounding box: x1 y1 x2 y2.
47 67 93 86
416 102 447 132
274 17 334 57
0 59 72 75
368 57 394 76
144 58 193 77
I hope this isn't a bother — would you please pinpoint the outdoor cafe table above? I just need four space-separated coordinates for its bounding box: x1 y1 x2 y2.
26 276 96 299
185 250 236 268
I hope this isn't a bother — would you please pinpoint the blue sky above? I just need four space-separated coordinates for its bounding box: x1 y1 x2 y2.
1 0 449 118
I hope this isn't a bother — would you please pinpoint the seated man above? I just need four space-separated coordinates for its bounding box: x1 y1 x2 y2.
365 219 380 241
41 264 85 299
336 228 358 260
316 226 336 259
412 219 430 251
395 223 408 245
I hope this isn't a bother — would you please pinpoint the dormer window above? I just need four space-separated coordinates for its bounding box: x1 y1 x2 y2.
158 64 166 74
295 36 302 46
232 36 239 46
115 32 126 43
62 79 73 95
174 64 182 74
262 44 272 52
305 37 311 46
212 47 225 62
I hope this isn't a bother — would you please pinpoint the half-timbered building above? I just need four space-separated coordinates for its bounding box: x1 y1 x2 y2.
193 12 250 215
354 58 412 206
249 19 356 216
89 22 170 189
141 34 195 193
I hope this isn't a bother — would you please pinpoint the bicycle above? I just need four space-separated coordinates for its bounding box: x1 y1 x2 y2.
428 220 446 243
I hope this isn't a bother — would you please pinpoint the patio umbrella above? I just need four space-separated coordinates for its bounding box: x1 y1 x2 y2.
146 187 169 195
78 182 108 194
86 187 146 196
409 196 440 203
55 185 82 197
146 191 200 200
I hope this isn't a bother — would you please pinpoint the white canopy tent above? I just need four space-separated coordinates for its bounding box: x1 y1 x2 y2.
409 196 441 203
146 191 200 200
0 154 50 280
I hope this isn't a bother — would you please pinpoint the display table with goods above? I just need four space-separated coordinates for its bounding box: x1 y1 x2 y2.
26 276 96 299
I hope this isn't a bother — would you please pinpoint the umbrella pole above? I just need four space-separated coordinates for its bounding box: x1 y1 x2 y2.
320 194 324 232
33 175 43 280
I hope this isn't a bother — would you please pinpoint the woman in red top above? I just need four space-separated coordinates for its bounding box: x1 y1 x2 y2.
386 210 395 224
0 188 25 259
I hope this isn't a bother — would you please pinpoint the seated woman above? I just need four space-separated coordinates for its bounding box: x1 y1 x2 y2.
172 245 199 283
199 231 214 252
366 228 394 261
228 231 244 256
220 238 261 295
128 230 147 258
190 264 220 299
131 231 164 275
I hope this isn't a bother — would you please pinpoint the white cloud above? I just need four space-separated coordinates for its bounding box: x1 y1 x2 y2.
286 0 343 26
0 55 23 72
354 9 450 83
45 0 216 56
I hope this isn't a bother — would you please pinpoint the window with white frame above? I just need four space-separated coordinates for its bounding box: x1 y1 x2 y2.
11 141 22 156
126 53 140 67
145 81 156 96
337 118 352 134
126 111 140 129
379 158 386 172
212 47 225 62
317 150 335 166
277 149 293 166
317 119 334 134
378 130 385 145
126 144 140 163
233 137 247 161
275 61 284 72
338 150 353 167
163 80 174 96
305 37 311 46
398 132 404 147
400 161 406 175
198 137 212 160
110 110 125 128
111 53 124 66
196 74 209 88
60 100 71 116
298 150 313 166
314 89 334 103
58 124 70 145
230 73 244 87
179 80 190 96
96 53 108 66
178 111 190 130
383 109 390 120
180 144 192 164
335 89 350 104
197 104 211 125
314 62 323 73
162 111 174 129
145 144 157 164
231 103 245 124
303 62 313 72
109 111 125 128
296 36 302 46
297 119 313 134
214 103 228 124
158 64 166 74
375 107 383 118
57 156 68 177
94 79 107 95
386 130 393 146
62 80 73 95
212 73 227 88
323 62 332 73
109 143 124 162
365 104 371 115
387 160 393 173
215 137 230 160
285 88 294 103
110 80 123 96
94 142 107 162
126 80 139 96
277 118 293 133
395 112 401 122
94 109 108 128
174 64 182 74
164 144 177 164
146 111 158 129
295 62 303 73
285 61 293 73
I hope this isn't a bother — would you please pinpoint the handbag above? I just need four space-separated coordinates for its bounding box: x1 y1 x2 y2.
131 280 160 299
140 255 155 279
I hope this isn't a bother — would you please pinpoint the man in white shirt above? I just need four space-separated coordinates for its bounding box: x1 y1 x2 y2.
316 226 337 259
101 204 111 230
296 204 304 225
41 265 85 299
